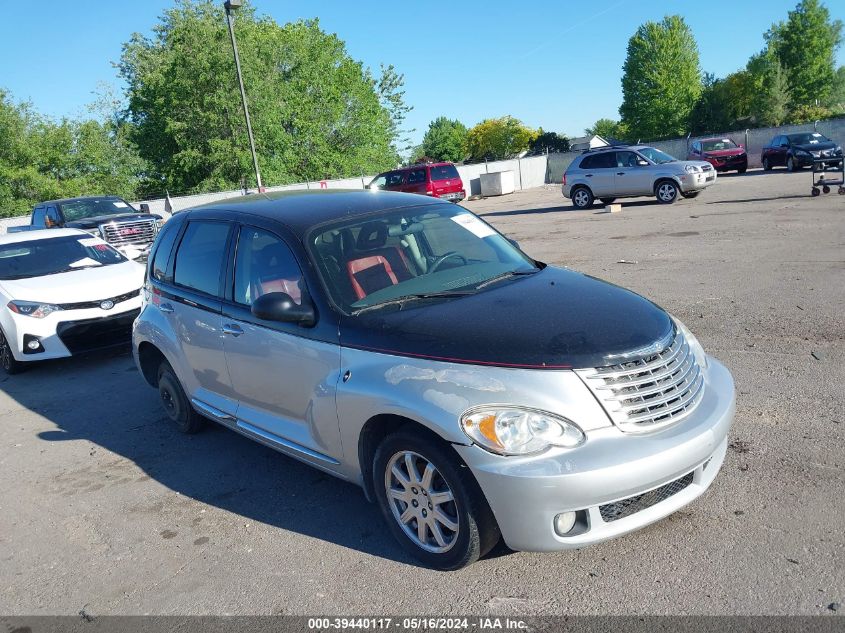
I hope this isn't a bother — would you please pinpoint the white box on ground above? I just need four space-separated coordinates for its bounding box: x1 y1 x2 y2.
607 203 622 213
480 171 515 197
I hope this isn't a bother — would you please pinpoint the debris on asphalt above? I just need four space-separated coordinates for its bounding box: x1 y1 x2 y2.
796 305 804 310
729 440 752 454
616 259 638 264
734 510 745 516
811 351 824 361
786 558 799 564
829 602 841 612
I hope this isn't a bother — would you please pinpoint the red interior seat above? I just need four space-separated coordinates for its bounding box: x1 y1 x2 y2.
347 255 399 300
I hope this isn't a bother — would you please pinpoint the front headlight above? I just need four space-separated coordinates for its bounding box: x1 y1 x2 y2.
684 164 701 173
671 315 708 369
8 300 62 319
796 149 812 157
461 406 585 456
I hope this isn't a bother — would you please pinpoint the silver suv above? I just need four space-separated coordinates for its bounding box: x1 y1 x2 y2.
563 145 716 209
133 190 734 570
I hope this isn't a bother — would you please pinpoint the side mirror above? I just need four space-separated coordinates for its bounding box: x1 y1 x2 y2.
738 144 744 149
139 203 150 213
251 292 316 327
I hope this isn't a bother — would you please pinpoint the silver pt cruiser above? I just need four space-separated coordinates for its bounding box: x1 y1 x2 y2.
133 190 735 570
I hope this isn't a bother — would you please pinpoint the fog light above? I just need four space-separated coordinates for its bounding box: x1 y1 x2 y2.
23 334 44 354
554 511 577 536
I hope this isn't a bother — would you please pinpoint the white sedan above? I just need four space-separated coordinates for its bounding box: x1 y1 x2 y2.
0 228 145 374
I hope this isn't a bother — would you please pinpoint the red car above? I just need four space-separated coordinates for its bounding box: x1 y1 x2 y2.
688 138 748 173
369 162 466 202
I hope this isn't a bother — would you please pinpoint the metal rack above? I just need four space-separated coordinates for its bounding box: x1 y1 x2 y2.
811 157 845 196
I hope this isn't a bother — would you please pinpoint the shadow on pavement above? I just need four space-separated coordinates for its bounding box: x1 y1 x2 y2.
8 349 428 567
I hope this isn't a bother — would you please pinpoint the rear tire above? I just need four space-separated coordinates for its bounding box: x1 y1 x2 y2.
571 187 594 210
0 328 24 375
157 362 205 434
763 157 772 171
737 166 747 174
655 180 679 204
373 428 500 570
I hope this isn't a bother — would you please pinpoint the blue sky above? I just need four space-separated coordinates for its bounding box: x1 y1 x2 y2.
1 0 843 146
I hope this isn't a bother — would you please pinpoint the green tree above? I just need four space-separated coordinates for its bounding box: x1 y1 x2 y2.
465 116 537 161
619 15 702 140
765 0 843 107
419 117 468 163
691 70 757 133
528 130 570 153
825 65 845 111
760 61 792 126
585 118 627 141
0 88 146 217
118 0 403 194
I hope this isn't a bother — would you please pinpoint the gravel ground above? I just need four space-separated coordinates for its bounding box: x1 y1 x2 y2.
0 169 843 616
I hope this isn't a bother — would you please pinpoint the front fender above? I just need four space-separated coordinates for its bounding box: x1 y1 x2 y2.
336 347 612 484
132 303 187 387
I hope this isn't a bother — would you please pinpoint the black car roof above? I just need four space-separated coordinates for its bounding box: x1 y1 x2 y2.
190 189 445 237
38 195 123 206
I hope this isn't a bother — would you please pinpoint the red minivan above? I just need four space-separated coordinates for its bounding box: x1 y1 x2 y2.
369 162 466 202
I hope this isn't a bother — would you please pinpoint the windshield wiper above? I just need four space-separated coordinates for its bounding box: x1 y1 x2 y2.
351 290 475 316
474 268 540 290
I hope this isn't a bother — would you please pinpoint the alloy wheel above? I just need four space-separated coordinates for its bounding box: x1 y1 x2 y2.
573 190 590 208
658 183 677 202
384 450 460 553
0 331 11 372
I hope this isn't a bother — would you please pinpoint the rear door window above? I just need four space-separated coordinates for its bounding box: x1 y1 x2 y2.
407 169 426 184
32 207 46 227
581 152 615 169
173 221 231 296
386 171 405 187
150 220 182 283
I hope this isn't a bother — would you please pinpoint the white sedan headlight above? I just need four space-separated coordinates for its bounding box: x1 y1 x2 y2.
8 300 62 319
461 406 585 456
671 315 708 369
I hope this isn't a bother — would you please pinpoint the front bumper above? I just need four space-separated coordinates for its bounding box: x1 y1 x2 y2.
707 156 747 172
5 301 141 362
678 170 717 192
454 357 735 552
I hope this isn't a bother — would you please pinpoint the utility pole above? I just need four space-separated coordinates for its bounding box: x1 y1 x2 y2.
224 0 263 192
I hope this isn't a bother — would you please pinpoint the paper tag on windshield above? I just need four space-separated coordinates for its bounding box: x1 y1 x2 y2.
451 214 495 238
113 201 129 208
78 238 102 247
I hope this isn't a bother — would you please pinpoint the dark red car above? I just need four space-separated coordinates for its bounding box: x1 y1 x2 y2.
369 162 466 202
688 138 748 174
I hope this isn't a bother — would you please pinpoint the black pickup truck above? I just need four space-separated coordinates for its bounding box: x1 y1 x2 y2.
8 196 164 260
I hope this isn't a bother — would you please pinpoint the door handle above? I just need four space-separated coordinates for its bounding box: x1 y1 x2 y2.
617 172 625 176
585 174 593 178
159 303 174 314
222 324 244 337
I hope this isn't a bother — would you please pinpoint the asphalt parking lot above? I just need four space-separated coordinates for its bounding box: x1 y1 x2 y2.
1 169 843 616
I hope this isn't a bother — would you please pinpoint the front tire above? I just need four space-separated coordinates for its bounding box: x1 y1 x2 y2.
763 157 772 171
656 180 679 204
571 187 594 210
787 156 800 172
0 328 24 375
373 429 499 570
157 362 205 433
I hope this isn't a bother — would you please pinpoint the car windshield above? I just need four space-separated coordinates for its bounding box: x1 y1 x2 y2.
638 147 677 164
308 205 538 314
788 132 829 145
701 139 738 151
0 235 126 280
60 198 136 222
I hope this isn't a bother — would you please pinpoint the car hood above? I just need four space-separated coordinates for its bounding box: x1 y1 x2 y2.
0 261 144 304
65 213 162 230
702 148 745 157
339 266 674 370
793 141 838 153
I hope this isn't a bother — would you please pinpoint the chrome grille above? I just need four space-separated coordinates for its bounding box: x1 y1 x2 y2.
58 289 141 311
576 329 704 433
100 218 158 247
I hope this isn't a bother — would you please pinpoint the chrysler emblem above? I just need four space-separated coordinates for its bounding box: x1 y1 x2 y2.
100 300 115 311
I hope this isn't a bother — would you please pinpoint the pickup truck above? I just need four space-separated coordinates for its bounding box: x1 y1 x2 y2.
8 196 164 260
